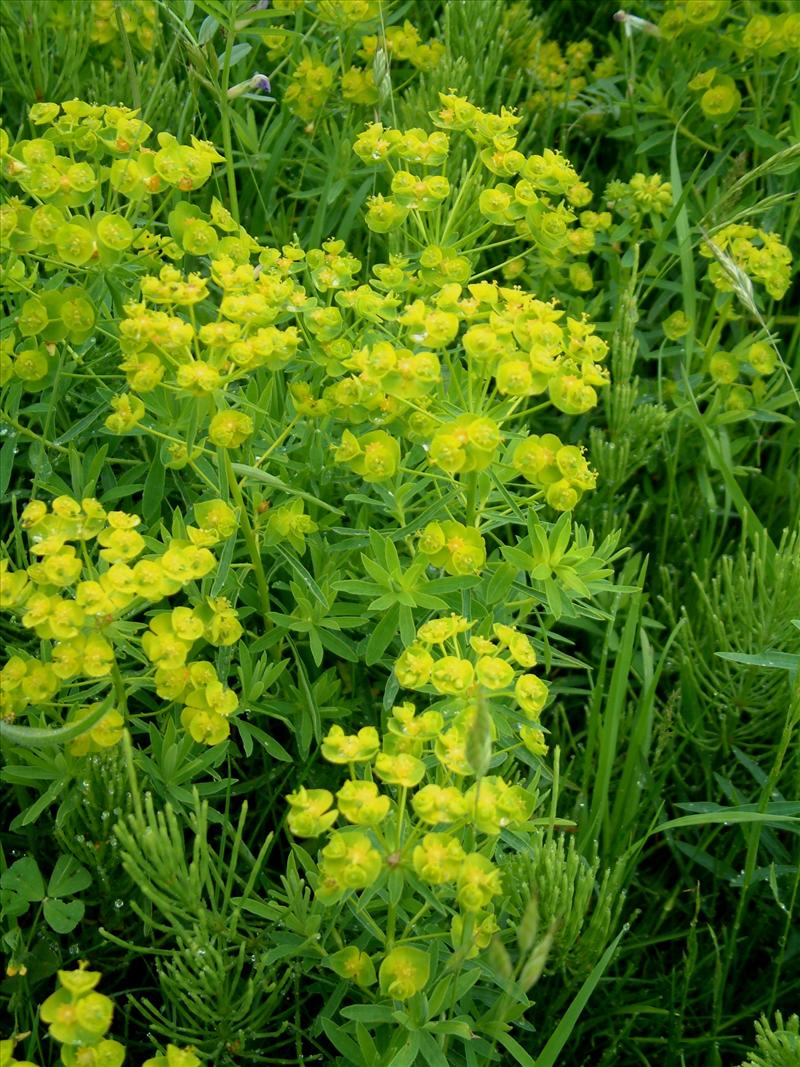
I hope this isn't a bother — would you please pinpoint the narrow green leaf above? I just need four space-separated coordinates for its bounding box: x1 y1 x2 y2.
418 1030 451 1067
653 811 799 833
230 464 342 514
387 1034 421 1067
319 1018 364 1065
670 124 696 366
496 1033 537 1067
365 604 399 665
532 927 626 1067
715 651 798 671
143 450 165 525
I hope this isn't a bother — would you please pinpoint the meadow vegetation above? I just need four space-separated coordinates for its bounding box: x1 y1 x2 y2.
0 1 798 1065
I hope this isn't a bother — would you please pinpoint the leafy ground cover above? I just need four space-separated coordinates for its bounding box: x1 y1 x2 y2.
0 1 798 1065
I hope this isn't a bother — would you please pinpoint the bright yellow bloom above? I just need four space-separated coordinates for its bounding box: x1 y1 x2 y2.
286 787 338 837
321 724 380 763
412 833 465 884
378 946 430 1000
374 751 426 788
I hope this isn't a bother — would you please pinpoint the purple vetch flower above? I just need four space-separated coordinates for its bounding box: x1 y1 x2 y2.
253 0 271 8
251 73 271 93
613 10 660 36
227 72 272 100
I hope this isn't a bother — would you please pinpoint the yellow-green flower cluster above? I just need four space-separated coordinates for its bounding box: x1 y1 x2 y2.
341 65 379 106
0 102 221 291
2 100 220 200
101 135 605 512
4 0 158 63
701 223 793 302
32 963 199 1067
285 56 336 121
512 433 597 511
360 19 445 71
0 495 242 745
262 7 441 126
520 30 616 114
285 665 542 995
314 0 381 28
738 11 800 54
687 69 741 124
320 286 606 497
660 0 800 55
604 173 672 223
428 415 501 474
418 520 487 576
111 234 310 441
706 338 780 412
0 281 97 391
659 0 729 36
40 964 124 1067
66 702 126 757
261 499 319 553
333 428 401 482
464 296 610 413
355 95 604 277
0 1037 38 1067
392 614 550 759
143 1045 201 1067
476 153 601 267
91 0 158 51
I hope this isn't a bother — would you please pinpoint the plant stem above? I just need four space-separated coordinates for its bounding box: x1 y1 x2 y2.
223 449 272 627
219 21 240 224
111 661 128 714
114 0 142 111
464 471 479 527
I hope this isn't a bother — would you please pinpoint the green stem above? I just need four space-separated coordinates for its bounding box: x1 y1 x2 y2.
122 729 144 824
0 411 69 455
222 450 271 627
114 0 142 111
384 786 409 951
219 22 240 224
111 660 128 714
464 471 479 527
442 911 474 1055
395 786 408 851
441 151 482 245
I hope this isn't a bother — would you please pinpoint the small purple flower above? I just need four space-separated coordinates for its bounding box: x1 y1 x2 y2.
253 0 271 8
227 72 272 100
614 9 660 35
